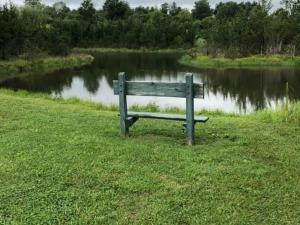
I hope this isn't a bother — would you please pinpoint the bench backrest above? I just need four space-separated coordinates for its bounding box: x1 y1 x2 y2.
113 74 204 99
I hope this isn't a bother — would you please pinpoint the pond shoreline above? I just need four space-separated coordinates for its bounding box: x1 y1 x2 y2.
0 54 94 79
179 54 300 68
72 47 187 54
1 89 299 120
1 51 299 114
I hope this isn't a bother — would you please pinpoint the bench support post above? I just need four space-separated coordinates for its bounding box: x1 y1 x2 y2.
118 72 129 136
186 73 195 145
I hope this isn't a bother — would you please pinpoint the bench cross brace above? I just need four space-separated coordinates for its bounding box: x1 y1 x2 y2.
126 117 139 128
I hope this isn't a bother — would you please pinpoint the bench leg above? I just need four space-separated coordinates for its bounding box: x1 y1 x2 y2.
182 122 197 134
118 72 129 137
186 74 195 145
120 118 128 136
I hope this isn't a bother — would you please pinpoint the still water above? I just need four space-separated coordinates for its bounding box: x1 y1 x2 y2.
1 52 299 114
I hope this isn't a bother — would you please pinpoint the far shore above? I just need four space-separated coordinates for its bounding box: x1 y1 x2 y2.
1 49 300 81
73 48 300 68
72 47 187 54
179 54 300 68
0 54 94 80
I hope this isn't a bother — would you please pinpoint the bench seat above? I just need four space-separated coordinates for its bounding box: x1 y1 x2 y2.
127 112 209 123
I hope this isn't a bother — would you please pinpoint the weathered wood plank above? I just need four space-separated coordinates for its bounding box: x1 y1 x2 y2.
127 112 209 123
113 81 204 99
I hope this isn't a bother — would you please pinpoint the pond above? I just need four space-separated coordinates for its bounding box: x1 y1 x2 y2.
1 52 299 114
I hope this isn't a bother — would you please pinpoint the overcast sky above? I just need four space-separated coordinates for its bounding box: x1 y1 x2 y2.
3 0 281 10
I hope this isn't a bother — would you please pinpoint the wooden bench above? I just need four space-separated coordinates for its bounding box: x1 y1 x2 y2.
113 72 209 145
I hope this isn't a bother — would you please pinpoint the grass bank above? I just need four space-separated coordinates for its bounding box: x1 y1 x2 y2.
72 47 186 54
179 54 300 68
0 54 94 79
0 89 299 224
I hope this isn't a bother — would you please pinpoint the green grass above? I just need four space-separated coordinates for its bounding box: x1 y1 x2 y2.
179 54 300 68
0 54 94 79
0 89 299 224
72 47 186 54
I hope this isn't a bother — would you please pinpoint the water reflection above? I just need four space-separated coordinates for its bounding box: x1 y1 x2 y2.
0 52 299 114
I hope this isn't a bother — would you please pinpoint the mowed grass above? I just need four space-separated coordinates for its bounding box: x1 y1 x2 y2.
0 90 299 225
179 54 300 68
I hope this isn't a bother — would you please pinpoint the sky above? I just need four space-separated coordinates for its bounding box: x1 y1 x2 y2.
2 0 281 10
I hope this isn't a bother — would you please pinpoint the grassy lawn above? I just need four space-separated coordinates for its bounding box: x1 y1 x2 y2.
179 54 300 68
0 89 299 224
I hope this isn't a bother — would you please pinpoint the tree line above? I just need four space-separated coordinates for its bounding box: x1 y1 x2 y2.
0 0 299 60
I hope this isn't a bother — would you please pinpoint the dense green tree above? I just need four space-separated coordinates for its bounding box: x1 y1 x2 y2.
1 0 300 60
192 0 212 20
258 0 272 13
169 2 181 16
289 0 300 54
161 3 169 14
281 0 298 13
21 3 49 55
77 0 98 46
0 3 21 59
78 0 96 22
24 0 42 7
103 0 130 20
215 2 240 20
53 1 70 15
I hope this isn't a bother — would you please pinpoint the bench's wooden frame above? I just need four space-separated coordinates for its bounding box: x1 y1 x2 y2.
113 72 209 145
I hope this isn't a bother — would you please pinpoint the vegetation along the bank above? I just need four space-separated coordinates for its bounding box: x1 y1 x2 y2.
0 89 299 224
0 54 94 77
1 0 300 62
179 54 300 68
72 48 186 54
